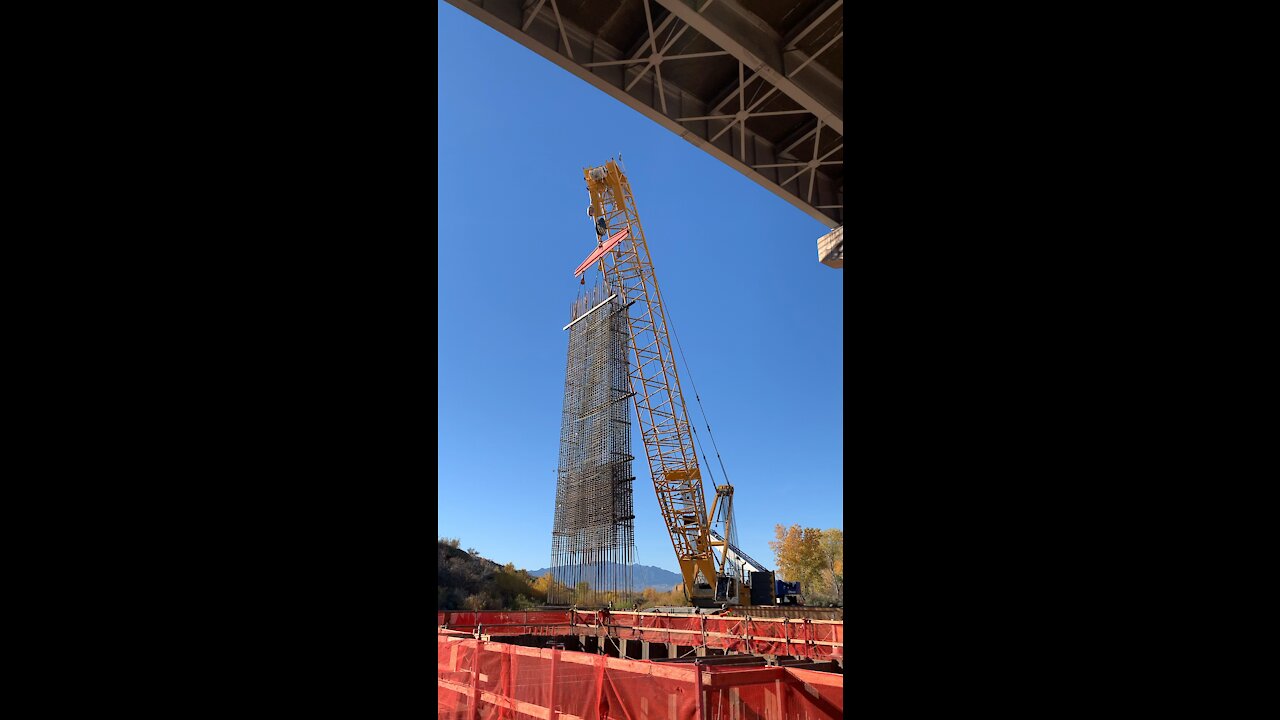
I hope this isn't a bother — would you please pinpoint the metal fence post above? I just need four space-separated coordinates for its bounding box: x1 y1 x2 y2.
693 660 705 720
594 653 606 720
548 647 560 720
470 640 481 720
499 645 512 720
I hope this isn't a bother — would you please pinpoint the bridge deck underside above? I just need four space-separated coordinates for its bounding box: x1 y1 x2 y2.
443 0 844 229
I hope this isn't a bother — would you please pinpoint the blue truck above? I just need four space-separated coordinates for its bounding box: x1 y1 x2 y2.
775 579 802 605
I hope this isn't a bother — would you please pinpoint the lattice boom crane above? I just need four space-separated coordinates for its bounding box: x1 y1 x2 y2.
574 159 744 607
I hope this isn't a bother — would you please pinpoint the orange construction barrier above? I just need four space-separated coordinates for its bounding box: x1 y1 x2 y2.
438 611 842 664
439 630 843 719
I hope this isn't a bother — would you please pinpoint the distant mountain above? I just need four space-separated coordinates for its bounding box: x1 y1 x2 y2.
525 563 683 591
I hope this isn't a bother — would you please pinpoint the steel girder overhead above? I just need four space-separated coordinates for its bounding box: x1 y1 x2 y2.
441 0 844 229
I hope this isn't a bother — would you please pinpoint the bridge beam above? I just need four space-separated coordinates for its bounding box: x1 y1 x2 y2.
441 0 843 232
653 0 842 136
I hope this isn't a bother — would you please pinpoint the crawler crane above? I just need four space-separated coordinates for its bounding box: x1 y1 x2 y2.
573 159 772 608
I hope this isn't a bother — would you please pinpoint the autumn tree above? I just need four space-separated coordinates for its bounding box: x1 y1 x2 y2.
769 525 825 590
817 529 843 602
464 593 495 611
494 562 540 603
534 572 569 604
633 583 690 610
533 572 554 595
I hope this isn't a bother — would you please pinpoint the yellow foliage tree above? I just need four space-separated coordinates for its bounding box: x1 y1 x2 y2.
817 528 843 602
769 524 826 593
533 572 568 603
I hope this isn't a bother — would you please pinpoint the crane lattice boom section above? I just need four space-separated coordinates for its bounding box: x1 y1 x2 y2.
584 160 720 598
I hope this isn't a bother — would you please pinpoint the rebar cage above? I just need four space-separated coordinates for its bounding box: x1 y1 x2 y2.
549 282 635 606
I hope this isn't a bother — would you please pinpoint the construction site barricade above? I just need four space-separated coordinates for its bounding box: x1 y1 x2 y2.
603 611 702 647
744 617 790 657
439 610 575 637
441 610 843 677
807 620 844 661
439 630 842 719
701 664 844 719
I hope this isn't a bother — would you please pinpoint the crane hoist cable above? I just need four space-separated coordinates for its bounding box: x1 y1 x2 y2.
664 305 732 490
666 305 745 580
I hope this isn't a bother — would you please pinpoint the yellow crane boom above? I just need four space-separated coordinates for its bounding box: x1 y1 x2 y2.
579 159 739 606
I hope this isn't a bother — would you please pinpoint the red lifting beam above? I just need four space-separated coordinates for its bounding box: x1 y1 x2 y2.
574 228 630 277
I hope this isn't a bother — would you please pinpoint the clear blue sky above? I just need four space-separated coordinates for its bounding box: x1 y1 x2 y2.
437 1 843 575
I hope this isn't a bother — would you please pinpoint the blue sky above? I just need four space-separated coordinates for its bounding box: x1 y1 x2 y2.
438 1 843 575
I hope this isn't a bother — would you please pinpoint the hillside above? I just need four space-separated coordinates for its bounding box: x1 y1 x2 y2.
438 538 692 610
437 539 545 611
525 563 683 591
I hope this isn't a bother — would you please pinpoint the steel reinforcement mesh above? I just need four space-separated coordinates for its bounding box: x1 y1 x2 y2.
550 283 635 607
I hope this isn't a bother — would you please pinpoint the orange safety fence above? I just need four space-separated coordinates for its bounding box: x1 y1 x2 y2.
439 611 842 663
570 611 844 663
439 631 843 720
440 611 575 636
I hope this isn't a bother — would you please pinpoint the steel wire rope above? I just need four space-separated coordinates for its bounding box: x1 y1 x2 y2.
662 301 731 489
663 294 751 589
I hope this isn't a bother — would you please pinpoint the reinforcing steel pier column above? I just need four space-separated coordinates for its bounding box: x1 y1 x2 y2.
549 282 636 607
